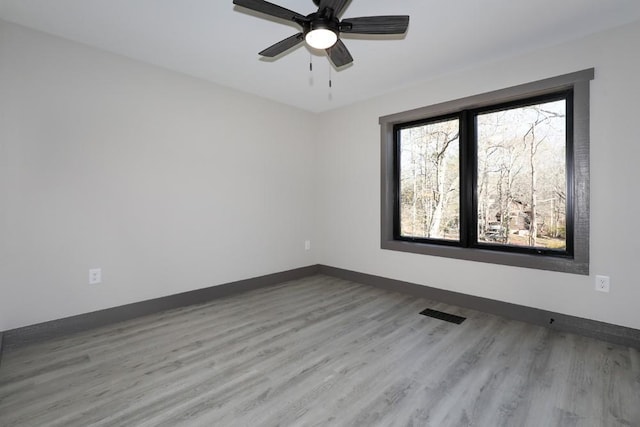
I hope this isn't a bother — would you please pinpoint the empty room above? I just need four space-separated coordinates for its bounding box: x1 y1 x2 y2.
1 1 639 426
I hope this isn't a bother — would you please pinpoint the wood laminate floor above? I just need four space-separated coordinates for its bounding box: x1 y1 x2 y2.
0 275 639 426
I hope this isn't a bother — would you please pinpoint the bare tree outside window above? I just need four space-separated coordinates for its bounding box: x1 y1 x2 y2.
477 100 566 250
399 118 460 241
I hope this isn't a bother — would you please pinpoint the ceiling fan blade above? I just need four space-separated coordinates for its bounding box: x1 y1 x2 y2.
259 33 305 57
318 0 351 17
233 0 306 22
326 39 353 67
340 16 410 34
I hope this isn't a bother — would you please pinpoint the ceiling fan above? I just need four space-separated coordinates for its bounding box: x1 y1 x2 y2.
232 0 410 67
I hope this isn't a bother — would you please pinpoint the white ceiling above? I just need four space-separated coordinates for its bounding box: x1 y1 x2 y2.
2 0 640 113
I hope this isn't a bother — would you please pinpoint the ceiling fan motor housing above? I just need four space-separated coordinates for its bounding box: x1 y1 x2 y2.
302 10 339 37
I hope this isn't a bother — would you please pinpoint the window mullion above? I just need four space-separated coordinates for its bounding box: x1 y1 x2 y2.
459 110 476 248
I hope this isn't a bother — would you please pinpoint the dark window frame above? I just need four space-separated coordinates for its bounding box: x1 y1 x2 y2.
393 112 462 247
380 69 593 275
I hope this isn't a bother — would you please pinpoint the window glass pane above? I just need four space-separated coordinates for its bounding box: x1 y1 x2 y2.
399 118 460 241
476 99 567 250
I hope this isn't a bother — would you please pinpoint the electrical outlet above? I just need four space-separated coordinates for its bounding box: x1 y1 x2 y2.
304 240 311 251
89 268 102 285
595 275 610 293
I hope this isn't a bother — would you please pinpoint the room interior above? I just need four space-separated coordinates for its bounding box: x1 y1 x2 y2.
1 0 640 425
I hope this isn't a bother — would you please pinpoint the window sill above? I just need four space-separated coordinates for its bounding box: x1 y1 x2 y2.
381 238 589 275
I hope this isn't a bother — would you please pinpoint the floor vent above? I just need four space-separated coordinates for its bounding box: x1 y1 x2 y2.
420 309 466 324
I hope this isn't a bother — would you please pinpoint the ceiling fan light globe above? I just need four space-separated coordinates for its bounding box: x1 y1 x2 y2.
305 29 338 50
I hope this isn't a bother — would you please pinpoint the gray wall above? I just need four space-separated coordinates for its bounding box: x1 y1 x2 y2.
315 20 640 331
0 21 317 331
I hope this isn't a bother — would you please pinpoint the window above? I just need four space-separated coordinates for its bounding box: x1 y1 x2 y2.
380 70 593 274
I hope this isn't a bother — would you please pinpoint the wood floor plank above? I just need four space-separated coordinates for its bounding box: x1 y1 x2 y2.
1 275 638 426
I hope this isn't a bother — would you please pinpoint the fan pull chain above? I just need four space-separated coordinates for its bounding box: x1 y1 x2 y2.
308 54 315 86
328 65 333 101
